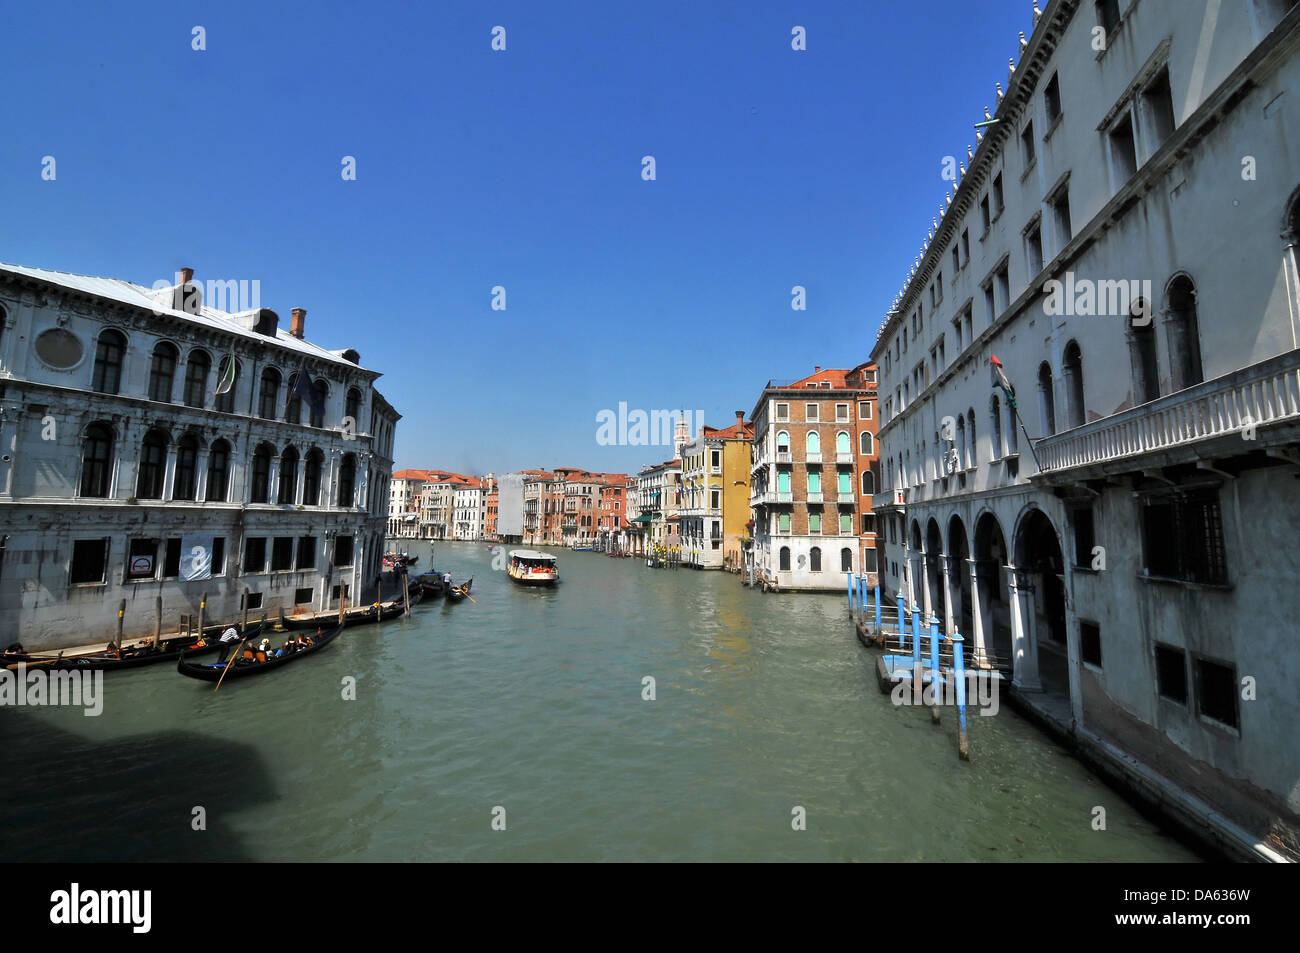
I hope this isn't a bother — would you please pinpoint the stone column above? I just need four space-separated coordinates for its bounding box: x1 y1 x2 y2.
269 454 281 505
1008 565 1042 691
966 557 987 663
919 548 933 621
195 448 210 502
162 445 178 501
941 554 958 636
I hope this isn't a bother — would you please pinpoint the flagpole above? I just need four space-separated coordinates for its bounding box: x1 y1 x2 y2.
990 356 1044 472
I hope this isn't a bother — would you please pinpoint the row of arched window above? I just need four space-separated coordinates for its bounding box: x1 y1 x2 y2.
79 423 358 507
775 546 855 572
92 330 365 428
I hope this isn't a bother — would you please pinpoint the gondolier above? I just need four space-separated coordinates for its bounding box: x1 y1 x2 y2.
217 625 242 663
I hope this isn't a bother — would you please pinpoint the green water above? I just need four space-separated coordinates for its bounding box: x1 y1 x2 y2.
1 541 1200 861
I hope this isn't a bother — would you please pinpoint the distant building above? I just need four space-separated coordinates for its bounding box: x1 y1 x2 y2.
0 261 397 650
680 411 753 570
389 468 435 538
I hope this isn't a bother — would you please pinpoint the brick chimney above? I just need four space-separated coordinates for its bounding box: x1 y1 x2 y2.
290 308 307 339
814 365 821 373
179 267 194 285
735 410 744 428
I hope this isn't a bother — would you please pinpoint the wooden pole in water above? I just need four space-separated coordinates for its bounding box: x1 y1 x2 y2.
929 615 942 724
154 596 162 648
198 591 207 642
115 599 125 652
402 573 410 616
242 588 249 631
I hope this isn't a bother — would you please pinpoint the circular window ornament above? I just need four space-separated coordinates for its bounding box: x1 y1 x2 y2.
34 328 84 369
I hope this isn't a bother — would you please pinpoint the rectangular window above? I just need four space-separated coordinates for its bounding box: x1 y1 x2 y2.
1142 68 1176 152
835 403 849 422
996 264 1010 315
1155 643 1188 704
1140 491 1228 584
984 283 996 326
858 401 872 419
294 587 313 605
1109 112 1137 185
297 536 317 571
934 273 943 303
809 513 821 534
775 402 789 422
271 537 294 571
1195 656 1239 728
1051 186 1072 247
330 584 350 602
805 403 819 422
863 550 879 572
127 538 159 580
1026 221 1043 276
1071 505 1096 569
961 229 970 262
862 513 876 534
333 535 355 567
710 449 720 471
710 489 720 509
244 537 267 574
1080 621 1102 668
212 537 226 576
70 538 110 585
1045 73 1062 124
839 514 852 535
1097 0 1122 35
1021 120 1036 167
163 538 182 578
777 513 791 534
980 195 991 234
951 245 960 273
245 591 264 611
992 173 1004 218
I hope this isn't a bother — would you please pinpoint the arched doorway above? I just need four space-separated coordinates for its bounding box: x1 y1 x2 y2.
972 512 1013 669
925 518 946 627
947 515 972 639
1013 508 1068 696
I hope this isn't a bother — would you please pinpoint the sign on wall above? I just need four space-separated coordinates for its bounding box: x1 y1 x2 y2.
180 535 214 581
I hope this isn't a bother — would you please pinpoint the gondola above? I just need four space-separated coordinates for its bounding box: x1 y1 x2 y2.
3 624 263 672
445 578 473 602
279 591 421 630
176 625 343 682
412 572 446 598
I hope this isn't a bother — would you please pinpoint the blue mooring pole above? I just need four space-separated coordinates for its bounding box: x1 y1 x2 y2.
928 615 942 723
910 606 922 695
874 584 882 636
952 632 970 760
896 592 906 649
846 572 854 614
859 574 866 618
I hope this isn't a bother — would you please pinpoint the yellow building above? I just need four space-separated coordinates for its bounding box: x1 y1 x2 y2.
679 412 753 570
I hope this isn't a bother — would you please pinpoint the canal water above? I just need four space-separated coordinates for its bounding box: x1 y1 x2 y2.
1 541 1200 861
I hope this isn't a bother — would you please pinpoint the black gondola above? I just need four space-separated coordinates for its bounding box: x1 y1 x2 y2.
412 572 446 598
4 624 264 672
279 590 421 630
176 625 343 682
445 577 473 603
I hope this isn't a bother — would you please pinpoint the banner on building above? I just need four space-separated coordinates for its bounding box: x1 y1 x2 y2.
180 535 215 581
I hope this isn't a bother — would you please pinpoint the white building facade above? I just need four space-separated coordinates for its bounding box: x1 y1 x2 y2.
871 0 1300 860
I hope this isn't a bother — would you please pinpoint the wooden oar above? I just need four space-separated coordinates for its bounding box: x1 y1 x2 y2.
457 586 476 604
212 638 248 693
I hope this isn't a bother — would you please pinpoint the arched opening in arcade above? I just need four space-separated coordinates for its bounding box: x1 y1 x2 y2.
972 512 1013 669
1014 507 1069 698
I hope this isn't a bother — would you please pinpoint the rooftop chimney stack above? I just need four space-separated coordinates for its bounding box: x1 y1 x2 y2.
735 410 744 427
290 308 307 339
179 267 194 285
814 365 821 373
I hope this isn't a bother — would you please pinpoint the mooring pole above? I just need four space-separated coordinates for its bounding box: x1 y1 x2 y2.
911 605 922 699
858 574 866 619
896 592 907 650
846 572 854 615
952 632 970 760
154 596 162 648
241 588 249 631
115 599 126 652
198 592 207 641
929 615 942 724
874 584 882 637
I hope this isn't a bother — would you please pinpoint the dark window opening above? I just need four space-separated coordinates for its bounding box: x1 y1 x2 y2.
1071 506 1096 569
295 587 313 605
297 536 317 571
1155 643 1187 703
1080 621 1102 668
1141 490 1227 585
1196 656 1239 728
244 537 267 574
333 535 355 567
271 537 294 571
70 538 110 584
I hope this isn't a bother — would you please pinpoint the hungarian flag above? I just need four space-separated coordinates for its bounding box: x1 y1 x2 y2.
990 354 1016 409
293 360 325 415
214 346 237 396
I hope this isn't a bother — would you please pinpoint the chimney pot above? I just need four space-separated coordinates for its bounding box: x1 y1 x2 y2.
290 308 307 339
814 365 821 373
179 267 194 285
735 410 744 427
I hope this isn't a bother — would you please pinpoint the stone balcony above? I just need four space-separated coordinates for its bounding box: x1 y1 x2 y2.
1036 349 1300 475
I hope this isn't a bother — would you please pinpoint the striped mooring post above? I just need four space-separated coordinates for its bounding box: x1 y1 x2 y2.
952 632 970 760
910 605 922 697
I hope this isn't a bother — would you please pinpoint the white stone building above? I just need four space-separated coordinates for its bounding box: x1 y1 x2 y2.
870 0 1300 859
452 478 485 540
0 262 398 650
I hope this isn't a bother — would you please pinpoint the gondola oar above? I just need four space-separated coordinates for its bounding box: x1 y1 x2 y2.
212 638 248 693
460 588 476 604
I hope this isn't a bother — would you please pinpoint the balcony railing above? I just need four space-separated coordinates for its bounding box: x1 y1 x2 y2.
807 491 823 503
836 452 853 463
1036 349 1300 472
806 452 822 463
776 450 792 463
837 492 855 504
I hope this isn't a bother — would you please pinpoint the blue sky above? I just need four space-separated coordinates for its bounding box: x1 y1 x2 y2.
4 0 1030 475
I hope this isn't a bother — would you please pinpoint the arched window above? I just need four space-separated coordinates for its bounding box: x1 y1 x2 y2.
311 379 328 428
810 546 822 572
1062 340 1085 428
1129 302 1160 404
183 349 210 408
1006 399 1019 454
859 431 874 455
779 546 791 571
337 453 357 507
303 448 323 506
136 429 168 499
346 387 363 427
174 434 200 501
836 431 851 456
990 394 1003 458
80 423 114 498
251 443 273 503
1166 276 1204 391
861 469 875 495
259 369 281 420
206 439 231 502
776 430 790 455
955 416 966 472
806 431 821 458
278 447 299 504
214 355 240 414
967 409 977 468
1038 362 1057 436
285 373 302 424
92 329 126 394
841 548 853 572
148 342 178 402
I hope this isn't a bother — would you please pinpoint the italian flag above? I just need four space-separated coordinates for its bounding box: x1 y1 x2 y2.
990 354 1016 409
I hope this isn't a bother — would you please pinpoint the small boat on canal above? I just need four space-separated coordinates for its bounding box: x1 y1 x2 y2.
3 623 264 671
445 578 474 603
507 550 559 586
176 625 343 682
412 572 447 598
279 591 421 630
